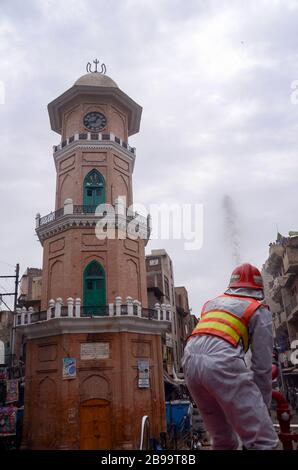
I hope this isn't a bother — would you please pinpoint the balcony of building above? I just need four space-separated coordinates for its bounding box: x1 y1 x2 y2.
273 310 287 331
270 276 284 303
15 296 172 335
35 198 151 246
267 243 285 275
269 274 295 303
284 294 298 323
283 246 298 274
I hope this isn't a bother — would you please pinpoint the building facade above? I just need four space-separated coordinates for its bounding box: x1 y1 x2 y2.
0 311 14 366
18 267 42 311
145 250 195 374
16 69 171 449
263 233 298 368
146 249 177 374
175 286 196 370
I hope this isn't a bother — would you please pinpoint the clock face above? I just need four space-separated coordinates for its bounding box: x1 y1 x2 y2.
83 112 107 131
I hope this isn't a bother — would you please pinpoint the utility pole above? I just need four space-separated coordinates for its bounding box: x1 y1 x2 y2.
14 263 20 311
0 263 20 367
0 263 20 312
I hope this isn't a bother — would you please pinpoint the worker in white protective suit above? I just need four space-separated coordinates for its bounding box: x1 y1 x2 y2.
182 263 279 450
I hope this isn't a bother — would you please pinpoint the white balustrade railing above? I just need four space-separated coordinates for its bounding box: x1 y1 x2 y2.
15 296 172 326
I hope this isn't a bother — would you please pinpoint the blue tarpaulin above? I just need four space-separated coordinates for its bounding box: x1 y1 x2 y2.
166 400 190 431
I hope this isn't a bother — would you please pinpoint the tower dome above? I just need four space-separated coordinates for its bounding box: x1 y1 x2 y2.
74 73 118 88
48 71 142 136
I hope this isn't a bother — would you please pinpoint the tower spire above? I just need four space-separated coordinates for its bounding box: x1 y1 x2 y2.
86 58 106 74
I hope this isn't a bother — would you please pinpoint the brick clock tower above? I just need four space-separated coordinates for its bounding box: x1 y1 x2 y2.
17 64 171 450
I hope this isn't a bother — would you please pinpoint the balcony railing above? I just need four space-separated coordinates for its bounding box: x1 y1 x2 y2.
141 308 158 320
39 208 64 227
30 310 48 322
53 132 135 155
80 305 111 316
37 201 150 230
73 205 101 215
15 297 172 327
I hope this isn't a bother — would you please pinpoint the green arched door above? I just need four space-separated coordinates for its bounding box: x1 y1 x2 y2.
83 169 105 212
83 261 106 315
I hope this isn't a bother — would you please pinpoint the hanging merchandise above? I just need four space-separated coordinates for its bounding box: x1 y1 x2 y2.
6 380 19 404
0 406 17 435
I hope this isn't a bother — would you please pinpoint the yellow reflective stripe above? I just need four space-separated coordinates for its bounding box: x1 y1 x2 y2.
196 321 240 343
203 311 249 351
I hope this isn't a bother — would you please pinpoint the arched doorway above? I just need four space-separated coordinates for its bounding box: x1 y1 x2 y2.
80 399 112 449
83 169 105 212
83 260 106 315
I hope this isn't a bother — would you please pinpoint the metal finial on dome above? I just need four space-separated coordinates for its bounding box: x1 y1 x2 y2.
86 59 106 74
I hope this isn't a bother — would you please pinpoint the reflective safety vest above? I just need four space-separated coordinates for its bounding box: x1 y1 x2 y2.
189 294 263 352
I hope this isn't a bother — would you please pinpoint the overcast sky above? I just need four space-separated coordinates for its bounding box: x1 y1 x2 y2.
1 0 298 314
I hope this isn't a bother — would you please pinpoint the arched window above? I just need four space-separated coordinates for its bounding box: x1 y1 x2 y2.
0 340 5 365
83 170 105 212
83 260 106 316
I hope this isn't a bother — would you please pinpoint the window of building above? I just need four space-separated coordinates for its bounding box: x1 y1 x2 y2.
149 259 159 266
83 169 105 210
83 260 106 315
164 275 170 299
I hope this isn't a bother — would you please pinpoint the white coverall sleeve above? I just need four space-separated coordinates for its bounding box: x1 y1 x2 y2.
248 306 273 408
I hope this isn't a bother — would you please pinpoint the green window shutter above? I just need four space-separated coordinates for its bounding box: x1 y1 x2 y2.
83 169 105 211
83 260 106 316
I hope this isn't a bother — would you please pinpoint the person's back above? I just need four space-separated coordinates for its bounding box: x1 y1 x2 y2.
182 263 279 450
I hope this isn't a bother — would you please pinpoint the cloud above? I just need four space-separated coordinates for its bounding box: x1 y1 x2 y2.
0 0 298 314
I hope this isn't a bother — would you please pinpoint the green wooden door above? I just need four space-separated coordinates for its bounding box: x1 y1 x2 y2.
83 261 106 315
83 170 105 212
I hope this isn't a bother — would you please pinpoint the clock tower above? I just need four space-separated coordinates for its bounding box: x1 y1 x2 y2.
17 65 171 450
38 70 149 310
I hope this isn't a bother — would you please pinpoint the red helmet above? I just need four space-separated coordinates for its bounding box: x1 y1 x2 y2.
228 263 264 290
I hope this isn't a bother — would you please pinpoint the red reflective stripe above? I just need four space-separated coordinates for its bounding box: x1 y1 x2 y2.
191 327 238 347
196 294 261 348
198 317 242 337
242 300 261 324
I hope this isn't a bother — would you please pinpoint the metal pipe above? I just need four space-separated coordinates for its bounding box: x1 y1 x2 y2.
272 389 293 450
